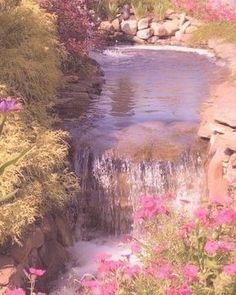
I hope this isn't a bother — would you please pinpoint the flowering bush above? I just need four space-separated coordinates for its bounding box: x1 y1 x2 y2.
40 0 99 55
81 195 236 294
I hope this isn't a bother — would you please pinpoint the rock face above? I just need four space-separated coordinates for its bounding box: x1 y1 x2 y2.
198 39 236 204
112 18 120 31
137 28 153 40
0 256 16 286
121 20 138 35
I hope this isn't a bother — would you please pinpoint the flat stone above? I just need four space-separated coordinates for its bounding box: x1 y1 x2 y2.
163 19 180 36
136 28 153 40
138 17 151 30
121 20 137 35
0 256 16 286
148 35 159 44
150 22 168 37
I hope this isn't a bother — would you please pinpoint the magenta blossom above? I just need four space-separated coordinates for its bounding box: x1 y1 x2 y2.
4 288 25 295
195 207 209 225
214 208 236 226
0 98 23 113
182 264 199 282
29 267 46 277
204 240 219 255
223 264 236 276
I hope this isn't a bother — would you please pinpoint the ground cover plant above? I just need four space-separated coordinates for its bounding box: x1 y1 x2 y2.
81 194 236 294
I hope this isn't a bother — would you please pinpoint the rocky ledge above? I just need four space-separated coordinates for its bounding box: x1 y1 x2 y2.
99 9 202 46
198 39 236 205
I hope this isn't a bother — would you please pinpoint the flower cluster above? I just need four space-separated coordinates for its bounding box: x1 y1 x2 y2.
0 98 22 113
82 194 236 294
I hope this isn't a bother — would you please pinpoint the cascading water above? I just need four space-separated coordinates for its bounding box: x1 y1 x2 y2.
51 46 225 294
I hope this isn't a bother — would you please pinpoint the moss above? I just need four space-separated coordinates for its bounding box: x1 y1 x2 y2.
191 21 236 45
0 0 78 245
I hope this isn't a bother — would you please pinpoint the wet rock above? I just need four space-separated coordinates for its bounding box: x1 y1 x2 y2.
131 35 146 44
10 227 44 264
150 22 168 37
225 153 236 185
99 21 114 32
112 18 120 31
137 28 153 40
207 148 230 203
0 256 16 286
163 19 180 36
138 17 151 30
39 240 69 280
121 20 137 35
55 216 73 247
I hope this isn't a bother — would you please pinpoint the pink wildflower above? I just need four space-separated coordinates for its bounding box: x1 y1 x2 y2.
212 196 232 206
166 288 179 295
4 289 25 295
130 241 142 253
180 221 195 238
223 264 236 275
96 252 111 262
214 208 236 225
124 265 141 277
195 207 209 225
157 262 173 280
204 240 219 255
179 283 191 295
28 268 46 277
182 264 199 282
218 241 235 252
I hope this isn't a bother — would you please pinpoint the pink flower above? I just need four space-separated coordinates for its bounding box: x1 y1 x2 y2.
182 264 199 282
96 252 111 262
180 221 195 238
195 207 209 225
223 264 236 275
0 98 23 113
130 241 142 253
100 280 118 295
204 240 219 255
166 288 179 295
218 241 235 252
157 262 173 280
4 289 25 295
82 280 100 288
214 208 236 225
212 196 232 206
124 265 141 277
29 268 46 277
179 283 191 295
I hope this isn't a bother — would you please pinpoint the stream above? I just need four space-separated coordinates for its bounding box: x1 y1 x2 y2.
51 46 224 294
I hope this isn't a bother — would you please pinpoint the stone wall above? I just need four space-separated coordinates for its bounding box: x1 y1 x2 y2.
99 10 202 46
198 39 236 205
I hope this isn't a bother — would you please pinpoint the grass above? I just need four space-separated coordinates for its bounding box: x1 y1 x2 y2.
191 21 236 45
0 0 78 245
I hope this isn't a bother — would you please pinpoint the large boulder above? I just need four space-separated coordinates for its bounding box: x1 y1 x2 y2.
138 17 151 30
0 256 16 286
150 22 168 37
163 19 180 36
112 18 120 31
137 28 153 40
99 21 114 32
121 20 137 35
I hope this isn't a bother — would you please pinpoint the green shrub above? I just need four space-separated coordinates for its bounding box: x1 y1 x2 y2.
0 0 78 245
94 0 119 21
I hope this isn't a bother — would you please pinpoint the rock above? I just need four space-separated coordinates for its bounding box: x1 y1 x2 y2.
40 215 57 241
213 82 236 127
131 36 146 44
225 153 236 185
55 216 73 247
150 22 168 37
179 12 186 27
137 28 153 40
180 33 193 45
138 17 151 30
121 4 131 20
148 36 159 44
112 18 120 31
175 31 182 41
185 25 198 34
99 21 114 32
163 19 180 36
39 240 69 280
10 227 44 264
180 20 191 34
0 256 16 286
207 148 230 204
121 20 137 35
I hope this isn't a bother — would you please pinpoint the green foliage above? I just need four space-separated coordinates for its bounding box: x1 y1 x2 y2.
94 0 119 21
131 0 149 19
191 21 236 45
0 0 78 245
151 0 173 20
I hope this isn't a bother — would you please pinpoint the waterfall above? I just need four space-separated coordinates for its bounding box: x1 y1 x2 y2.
75 145 204 238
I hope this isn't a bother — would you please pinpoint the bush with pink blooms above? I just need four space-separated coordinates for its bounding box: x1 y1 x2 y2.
81 195 236 294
